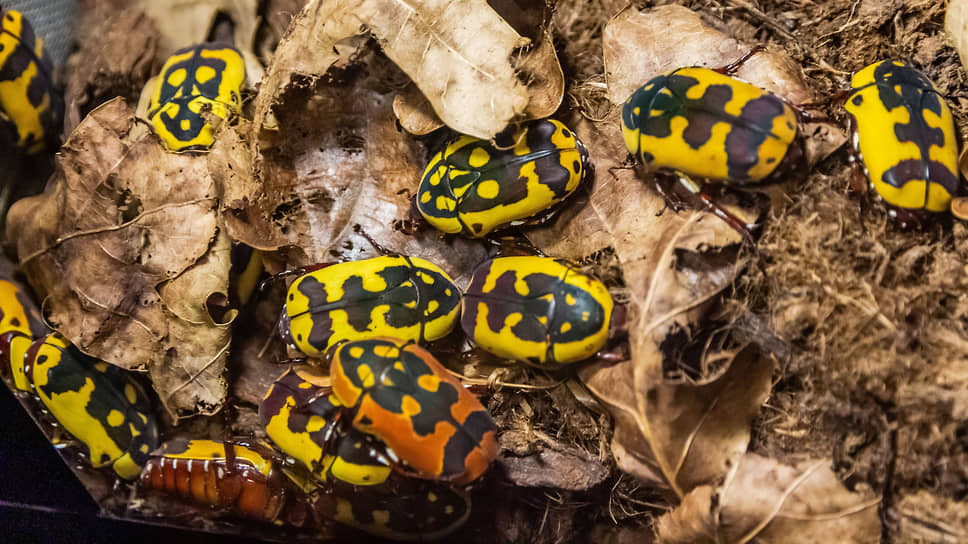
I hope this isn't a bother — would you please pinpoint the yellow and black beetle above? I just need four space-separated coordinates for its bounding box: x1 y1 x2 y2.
621 49 809 238
277 255 461 358
461 256 619 365
260 366 472 541
147 43 245 152
2 331 159 480
329 337 499 485
843 60 959 223
0 8 60 154
415 118 590 238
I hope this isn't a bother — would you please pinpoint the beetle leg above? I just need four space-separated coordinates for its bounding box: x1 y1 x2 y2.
653 171 692 214
258 264 332 292
714 45 767 76
353 224 397 256
694 185 758 246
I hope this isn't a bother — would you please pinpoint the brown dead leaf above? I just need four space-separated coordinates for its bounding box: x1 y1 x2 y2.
515 28 565 119
528 112 772 494
603 4 844 166
657 454 882 543
947 0 968 77
393 85 445 136
229 54 487 279
253 0 529 140
64 10 160 134
7 98 244 418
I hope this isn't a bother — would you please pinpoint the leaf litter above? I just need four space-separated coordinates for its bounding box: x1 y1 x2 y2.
3 0 968 541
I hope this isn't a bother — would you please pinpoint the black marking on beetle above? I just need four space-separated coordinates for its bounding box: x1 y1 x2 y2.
0 11 56 149
624 70 791 181
33 338 158 468
461 262 607 356
854 62 959 203
441 410 494 477
151 45 235 143
292 262 459 351
417 119 584 227
260 369 337 450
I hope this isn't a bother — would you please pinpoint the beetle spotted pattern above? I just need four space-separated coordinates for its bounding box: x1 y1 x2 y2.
462 256 613 365
844 60 959 216
0 8 58 154
148 43 245 152
279 256 461 358
622 66 798 185
417 119 589 238
11 332 159 479
330 337 498 485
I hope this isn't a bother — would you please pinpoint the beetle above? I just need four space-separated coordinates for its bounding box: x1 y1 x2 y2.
6 332 159 479
0 278 47 391
461 256 615 365
278 255 461 358
843 60 959 222
261 366 472 540
312 468 472 542
329 337 499 485
415 118 590 238
621 49 806 237
147 43 245 152
261 366 393 486
140 439 290 522
0 8 60 154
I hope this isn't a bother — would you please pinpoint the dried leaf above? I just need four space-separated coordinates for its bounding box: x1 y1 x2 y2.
229 55 487 279
7 98 244 418
254 0 529 140
657 454 882 543
64 10 160 134
947 0 968 78
603 4 844 166
393 86 445 136
515 28 565 119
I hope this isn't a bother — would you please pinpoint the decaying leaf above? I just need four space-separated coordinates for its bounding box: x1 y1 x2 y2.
393 85 445 136
228 54 487 279
6 98 244 418
253 0 530 140
63 10 160 134
656 454 881 543
515 28 565 119
898 490 968 543
947 0 968 78
603 4 844 166
138 0 264 83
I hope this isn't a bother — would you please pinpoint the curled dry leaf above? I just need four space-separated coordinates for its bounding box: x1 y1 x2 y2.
528 114 772 495
253 0 529 140
603 4 844 166
64 10 160 134
515 28 565 119
393 85 445 136
656 454 882 543
947 0 968 78
6 98 244 419
229 55 487 279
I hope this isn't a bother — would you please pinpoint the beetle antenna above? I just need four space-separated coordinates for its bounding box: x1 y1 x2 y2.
353 224 394 256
